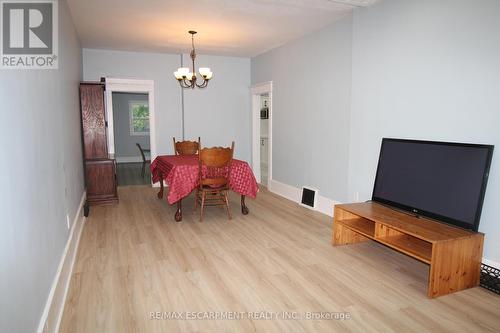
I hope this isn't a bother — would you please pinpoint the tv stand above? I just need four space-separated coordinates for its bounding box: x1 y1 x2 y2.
332 202 484 298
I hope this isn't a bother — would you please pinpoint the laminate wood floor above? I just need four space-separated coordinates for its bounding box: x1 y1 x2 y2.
60 186 500 333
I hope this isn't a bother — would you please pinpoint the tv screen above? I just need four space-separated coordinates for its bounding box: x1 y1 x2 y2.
372 138 493 231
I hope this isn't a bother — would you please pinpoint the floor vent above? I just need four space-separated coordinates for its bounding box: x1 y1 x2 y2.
481 263 500 295
300 187 317 209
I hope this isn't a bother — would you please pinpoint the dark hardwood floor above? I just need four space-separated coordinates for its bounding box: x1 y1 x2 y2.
116 162 151 186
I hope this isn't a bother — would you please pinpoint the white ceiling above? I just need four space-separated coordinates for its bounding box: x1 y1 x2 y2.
67 0 378 57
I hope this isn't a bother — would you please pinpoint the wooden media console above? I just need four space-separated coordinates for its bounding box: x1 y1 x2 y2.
332 202 484 298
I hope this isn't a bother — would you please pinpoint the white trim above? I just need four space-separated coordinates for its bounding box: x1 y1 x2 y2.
251 81 273 186
251 94 261 183
105 77 157 186
105 87 115 154
116 156 145 163
251 81 273 95
316 194 340 217
268 179 301 203
37 191 86 333
483 258 500 270
268 179 339 217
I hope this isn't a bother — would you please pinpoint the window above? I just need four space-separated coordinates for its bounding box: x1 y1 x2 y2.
129 100 149 136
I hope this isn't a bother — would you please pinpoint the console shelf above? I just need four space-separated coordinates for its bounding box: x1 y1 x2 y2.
340 218 375 238
332 202 484 298
378 235 432 264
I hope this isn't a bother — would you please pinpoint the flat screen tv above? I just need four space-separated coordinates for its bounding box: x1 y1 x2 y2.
372 138 494 231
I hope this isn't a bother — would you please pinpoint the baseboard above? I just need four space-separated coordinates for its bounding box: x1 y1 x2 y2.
316 194 341 217
268 179 301 203
37 191 87 333
116 156 143 163
268 179 338 217
483 258 500 270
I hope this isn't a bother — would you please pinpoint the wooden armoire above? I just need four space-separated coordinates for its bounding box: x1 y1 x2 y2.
80 82 118 207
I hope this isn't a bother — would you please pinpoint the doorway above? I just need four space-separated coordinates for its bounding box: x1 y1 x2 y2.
251 82 273 188
112 92 150 185
104 78 156 186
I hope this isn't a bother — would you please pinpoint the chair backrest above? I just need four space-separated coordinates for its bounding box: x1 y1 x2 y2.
173 137 200 155
198 142 234 187
136 143 147 162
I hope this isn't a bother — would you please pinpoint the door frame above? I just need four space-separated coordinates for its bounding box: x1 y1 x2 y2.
250 81 273 186
104 77 157 166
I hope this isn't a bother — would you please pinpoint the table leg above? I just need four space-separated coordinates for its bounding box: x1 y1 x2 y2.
241 195 249 215
157 170 164 199
175 199 183 222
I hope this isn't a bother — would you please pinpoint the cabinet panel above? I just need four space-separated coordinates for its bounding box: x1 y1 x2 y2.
85 159 118 205
80 84 107 159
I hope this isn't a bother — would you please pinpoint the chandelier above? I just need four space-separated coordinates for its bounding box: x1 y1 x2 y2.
174 31 213 89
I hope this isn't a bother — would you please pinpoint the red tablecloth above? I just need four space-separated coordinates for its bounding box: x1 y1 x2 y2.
150 155 259 204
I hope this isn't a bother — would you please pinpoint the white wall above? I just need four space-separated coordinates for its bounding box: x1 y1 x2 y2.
349 0 500 264
251 0 500 264
182 54 251 161
0 1 84 332
112 92 149 159
83 50 251 162
251 16 353 201
82 49 182 157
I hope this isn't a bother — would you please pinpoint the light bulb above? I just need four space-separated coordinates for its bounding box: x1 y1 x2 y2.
174 71 183 80
205 71 213 80
199 67 211 76
178 67 189 77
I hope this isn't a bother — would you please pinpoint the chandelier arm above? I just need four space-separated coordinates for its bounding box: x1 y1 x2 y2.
195 78 208 88
178 79 192 89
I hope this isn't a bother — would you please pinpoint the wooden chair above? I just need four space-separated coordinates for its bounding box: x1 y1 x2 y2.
136 143 151 177
195 142 234 222
173 137 200 155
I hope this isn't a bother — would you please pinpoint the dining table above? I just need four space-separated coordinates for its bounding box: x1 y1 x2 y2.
150 154 259 221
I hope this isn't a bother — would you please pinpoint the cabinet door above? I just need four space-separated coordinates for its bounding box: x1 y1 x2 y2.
85 160 117 202
80 84 108 159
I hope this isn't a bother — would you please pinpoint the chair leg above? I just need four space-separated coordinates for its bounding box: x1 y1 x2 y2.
200 191 206 222
141 162 145 177
224 191 232 220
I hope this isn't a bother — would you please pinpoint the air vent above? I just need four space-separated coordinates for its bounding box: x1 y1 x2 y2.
481 263 500 295
300 186 318 209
